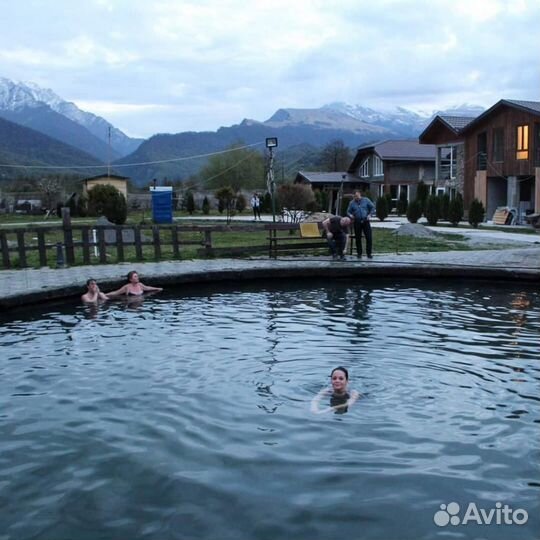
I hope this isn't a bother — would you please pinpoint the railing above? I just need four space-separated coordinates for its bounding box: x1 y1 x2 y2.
0 210 268 269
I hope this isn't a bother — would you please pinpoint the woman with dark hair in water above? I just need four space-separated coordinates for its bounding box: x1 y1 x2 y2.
106 270 163 297
311 366 360 414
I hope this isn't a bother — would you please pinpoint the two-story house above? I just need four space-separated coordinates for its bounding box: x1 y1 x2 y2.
419 116 475 198
346 139 436 207
295 139 436 212
421 99 540 221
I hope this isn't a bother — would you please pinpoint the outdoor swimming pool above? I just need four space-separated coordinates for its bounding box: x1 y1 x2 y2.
0 279 538 540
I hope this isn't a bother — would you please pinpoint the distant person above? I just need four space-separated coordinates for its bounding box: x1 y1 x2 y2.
251 193 262 221
106 270 163 297
347 191 375 259
81 279 109 303
322 215 352 260
311 366 360 415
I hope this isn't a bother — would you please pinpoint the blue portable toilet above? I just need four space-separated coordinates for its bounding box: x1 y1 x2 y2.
150 186 173 224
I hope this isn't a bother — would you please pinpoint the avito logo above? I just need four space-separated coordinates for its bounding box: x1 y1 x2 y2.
434 502 528 527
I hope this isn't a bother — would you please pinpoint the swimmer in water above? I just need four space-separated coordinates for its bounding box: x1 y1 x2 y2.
106 270 163 297
310 366 360 414
81 279 109 303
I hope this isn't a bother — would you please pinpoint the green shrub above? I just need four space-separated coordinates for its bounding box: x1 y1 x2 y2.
186 191 195 215
448 193 464 226
384 192 394 213
396 191 408 216
376 196 389 222
416 181 429 211
87 184 127 225
468 198 485 228
202 196 210 215
235 193 247 213
439 193 450 221
425 194 440 226
261 192 272 213
406 199 423 223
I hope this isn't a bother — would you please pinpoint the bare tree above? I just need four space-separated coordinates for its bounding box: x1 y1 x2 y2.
277 184 315 223
37 177 62 211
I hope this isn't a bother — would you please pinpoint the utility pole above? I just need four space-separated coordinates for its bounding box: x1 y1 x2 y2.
266 138 278 222
107 126 111 178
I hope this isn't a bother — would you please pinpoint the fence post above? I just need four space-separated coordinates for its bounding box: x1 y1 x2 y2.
116 226 124 263
152 226 161 260
37 229 47 267
56 242 65 268
62 207 75 265
0 231 11 268
16 229 27 267
204 229 212 256
81 227 91 265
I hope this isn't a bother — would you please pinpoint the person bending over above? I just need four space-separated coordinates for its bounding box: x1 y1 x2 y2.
322 216 352 260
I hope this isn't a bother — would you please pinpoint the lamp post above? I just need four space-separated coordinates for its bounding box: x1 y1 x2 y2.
266 137 278 222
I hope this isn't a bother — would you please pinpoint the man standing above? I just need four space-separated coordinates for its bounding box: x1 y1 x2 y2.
347 191 375 259
322 216 352 260
250 193 261 221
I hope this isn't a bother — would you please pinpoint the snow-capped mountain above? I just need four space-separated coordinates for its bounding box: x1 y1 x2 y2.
0 78 142 157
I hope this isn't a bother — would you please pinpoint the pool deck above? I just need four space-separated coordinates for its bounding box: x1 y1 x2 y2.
1 247 539 310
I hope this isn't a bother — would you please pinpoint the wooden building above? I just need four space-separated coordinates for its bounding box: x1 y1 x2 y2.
419 116 475 197
346 139 436 207
421 99 540 221
83 174 129 199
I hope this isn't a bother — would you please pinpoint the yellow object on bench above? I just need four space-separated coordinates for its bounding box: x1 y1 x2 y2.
299 222 321 238
492 209 509 225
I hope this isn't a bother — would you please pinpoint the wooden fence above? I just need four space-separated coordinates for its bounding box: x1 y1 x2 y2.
0 206 284 268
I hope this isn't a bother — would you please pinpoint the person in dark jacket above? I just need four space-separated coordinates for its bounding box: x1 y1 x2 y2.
347 191 375 259
321 215 352 260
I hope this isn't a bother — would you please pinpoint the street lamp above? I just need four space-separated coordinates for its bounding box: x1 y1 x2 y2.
266 138 278 222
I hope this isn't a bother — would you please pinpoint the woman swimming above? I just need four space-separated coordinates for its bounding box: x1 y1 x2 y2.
106 270 163 297
310 366 360 415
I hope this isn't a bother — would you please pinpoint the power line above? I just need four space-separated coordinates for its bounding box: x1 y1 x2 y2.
0 141 265 170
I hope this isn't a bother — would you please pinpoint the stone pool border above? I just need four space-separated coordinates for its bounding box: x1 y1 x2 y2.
1 247 539 310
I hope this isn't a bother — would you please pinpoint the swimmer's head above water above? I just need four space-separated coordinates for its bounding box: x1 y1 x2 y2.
331 366 349 395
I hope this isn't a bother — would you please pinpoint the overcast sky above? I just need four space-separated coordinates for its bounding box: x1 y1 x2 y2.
1 0 538 138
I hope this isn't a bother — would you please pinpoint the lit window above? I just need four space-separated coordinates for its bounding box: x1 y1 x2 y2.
359 158 369 177
516 125 529 160
373 155 384 176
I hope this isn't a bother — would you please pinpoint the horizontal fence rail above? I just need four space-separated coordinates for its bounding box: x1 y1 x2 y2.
0 220 274 269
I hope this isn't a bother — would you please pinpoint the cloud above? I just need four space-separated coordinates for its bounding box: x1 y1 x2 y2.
0 0 538 136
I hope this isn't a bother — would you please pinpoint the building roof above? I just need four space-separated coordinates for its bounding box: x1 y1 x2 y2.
83 173 129 182
460 99 540 134
350 139 436 169
504 99 540 113
295 171 361 184
418 115 476 143
438 115 475 131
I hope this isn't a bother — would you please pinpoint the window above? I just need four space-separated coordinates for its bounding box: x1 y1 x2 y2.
477 133 487 170
359 158 369 177
492 128 504 162
438 146 457 179
516 125 529 160
373 155 384 176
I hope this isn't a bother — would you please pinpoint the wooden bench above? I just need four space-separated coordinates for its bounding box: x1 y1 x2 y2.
265 222 329 258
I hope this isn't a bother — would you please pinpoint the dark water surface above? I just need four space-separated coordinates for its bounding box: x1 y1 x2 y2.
1 279 539 540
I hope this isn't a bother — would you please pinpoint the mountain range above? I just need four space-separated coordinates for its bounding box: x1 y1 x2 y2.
0 77 484 186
